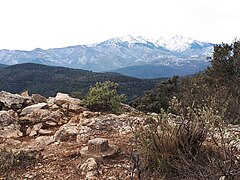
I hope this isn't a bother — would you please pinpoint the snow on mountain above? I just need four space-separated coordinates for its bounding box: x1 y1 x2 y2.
155 35 212 52
0 35 214 77
96 35 158 49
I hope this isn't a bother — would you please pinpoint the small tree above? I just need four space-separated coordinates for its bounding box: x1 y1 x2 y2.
86 81 124 113
208 40 240 81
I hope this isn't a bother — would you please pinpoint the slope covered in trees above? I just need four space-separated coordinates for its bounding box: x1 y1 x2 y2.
0 63 164 101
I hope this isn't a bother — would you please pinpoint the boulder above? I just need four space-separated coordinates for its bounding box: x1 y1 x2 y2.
21 91 30 97
0 91 30 110
22 136 55 151
19 109 67 125
21 103 48 116
80 138 118 158
88 138 109 153
4 138 22 146
0 110 23 138
38 129 53 135
78 158 99 179
53 93 84 113
76 126 92 142
26 123 43 136
19 109 51 123
53 123 81 142
55 93 81 106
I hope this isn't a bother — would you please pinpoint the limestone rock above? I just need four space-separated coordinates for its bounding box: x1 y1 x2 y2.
45 121 58 127
0 91 30 110
53 93 84 113
32 93 47 103
53 123 81 142
119 125 132 135
20 109 66 125
21 103 48 116
23 136 55 151
79 158 99 179
81 138 118 158
82 111 100 118
21 91 30 97
88 138 109 153
55 92 81 106
0 110 22 138
27 123 43 136
38 129 53 135
5 138 22 146
76 126 92 142
19 109 50 123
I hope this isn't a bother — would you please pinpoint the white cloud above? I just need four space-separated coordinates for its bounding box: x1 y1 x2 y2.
0 0 239 50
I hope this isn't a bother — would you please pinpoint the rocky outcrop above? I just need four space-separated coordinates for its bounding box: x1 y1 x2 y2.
21 103 48 116
50 92 85 113
0 110 22 138
0 91 31 110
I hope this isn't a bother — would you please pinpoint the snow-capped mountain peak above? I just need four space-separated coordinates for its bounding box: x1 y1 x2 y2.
95 35 212 52
155 35 196 52
98 35 157 47
154 35 214 52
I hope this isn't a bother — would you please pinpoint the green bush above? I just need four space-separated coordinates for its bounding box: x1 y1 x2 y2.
86 81 124 113
70 91 84 100
130 76 179 113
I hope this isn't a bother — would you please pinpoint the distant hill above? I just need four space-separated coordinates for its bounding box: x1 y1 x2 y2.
111 64 186 79
0 63 7 68
0 63 163 101
111 61 209 79
0 35 213 78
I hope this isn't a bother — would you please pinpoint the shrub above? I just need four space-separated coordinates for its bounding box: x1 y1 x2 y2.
86 81 124 113
130 76 179 113
131 106 240 179
70 91 84 100
178 72 240 124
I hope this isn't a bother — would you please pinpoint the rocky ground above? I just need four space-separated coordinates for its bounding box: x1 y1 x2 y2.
0 91 239 180
0 91 149 179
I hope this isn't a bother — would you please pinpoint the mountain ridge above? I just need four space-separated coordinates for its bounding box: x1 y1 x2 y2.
0 35 214 77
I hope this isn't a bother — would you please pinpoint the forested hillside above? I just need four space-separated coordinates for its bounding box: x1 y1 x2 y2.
0 63 163 101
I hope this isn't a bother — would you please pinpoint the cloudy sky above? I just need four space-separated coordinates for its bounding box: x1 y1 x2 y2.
0 0 239 50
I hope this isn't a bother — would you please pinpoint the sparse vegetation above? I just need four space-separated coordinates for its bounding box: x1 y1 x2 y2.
0 148 38 177
131 106 240 179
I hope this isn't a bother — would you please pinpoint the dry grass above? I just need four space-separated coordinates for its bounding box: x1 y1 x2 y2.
131 108 240 179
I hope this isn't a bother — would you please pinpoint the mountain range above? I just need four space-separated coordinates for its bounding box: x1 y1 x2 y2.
0 35 214 78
